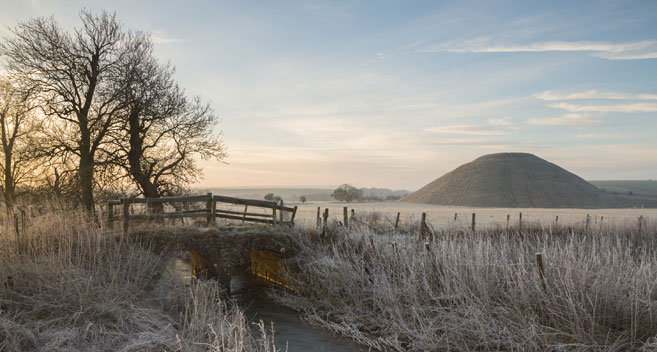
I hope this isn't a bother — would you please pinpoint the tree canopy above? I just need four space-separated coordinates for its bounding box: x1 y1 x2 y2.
0 9 226 210
332 184 363 202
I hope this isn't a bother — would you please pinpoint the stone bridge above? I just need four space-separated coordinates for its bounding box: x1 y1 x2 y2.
130 225 297 292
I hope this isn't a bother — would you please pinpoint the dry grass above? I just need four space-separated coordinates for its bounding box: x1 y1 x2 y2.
0 208 282 352
273 214 657 351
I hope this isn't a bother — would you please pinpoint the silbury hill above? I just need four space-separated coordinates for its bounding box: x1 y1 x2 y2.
402 152 620 208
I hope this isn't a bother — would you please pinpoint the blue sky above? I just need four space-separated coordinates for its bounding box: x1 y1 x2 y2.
2 0 656 190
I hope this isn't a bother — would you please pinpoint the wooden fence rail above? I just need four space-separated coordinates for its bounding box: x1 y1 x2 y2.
107 193 297 233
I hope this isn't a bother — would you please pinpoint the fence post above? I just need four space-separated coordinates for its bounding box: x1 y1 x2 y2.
206 193 213 226
210 194 216 226
122 198 130 235
519 212 523 232
585 214 590 232
322 208 329 237
316 207 321 230
290 206 298 225
279 200 285 222
351 209 355 221
638 215 643 233
21 209 26 233
419 212 427 241
395 212 400 231
535 252 547 291
272 205 277 226
555 215 558 227
471 213 476 233
108 202 114 230
506 214 510 230
14 213 21 255
343 207 349 228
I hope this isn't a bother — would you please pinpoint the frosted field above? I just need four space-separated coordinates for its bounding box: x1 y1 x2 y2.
290 202 657 230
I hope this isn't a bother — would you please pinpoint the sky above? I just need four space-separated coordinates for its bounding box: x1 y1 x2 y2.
1 0 656 190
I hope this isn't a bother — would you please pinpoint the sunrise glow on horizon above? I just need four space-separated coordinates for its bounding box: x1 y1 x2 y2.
3 0 656 190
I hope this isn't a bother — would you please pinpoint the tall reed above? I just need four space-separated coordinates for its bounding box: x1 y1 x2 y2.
274 217 657 351
0 208 280 351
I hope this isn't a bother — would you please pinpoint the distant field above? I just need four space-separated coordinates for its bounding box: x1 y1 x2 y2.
202 187 334 202
589 180 657 195
290 201 657 229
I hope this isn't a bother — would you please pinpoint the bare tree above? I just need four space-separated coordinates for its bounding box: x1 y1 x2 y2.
1 10 133 210
0 77 39 208
112 35 226 198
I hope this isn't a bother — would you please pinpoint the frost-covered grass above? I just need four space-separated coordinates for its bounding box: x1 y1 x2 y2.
0 209 281 352
274 215 657 351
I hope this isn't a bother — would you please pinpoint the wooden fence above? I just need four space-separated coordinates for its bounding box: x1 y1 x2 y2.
107 193 297 233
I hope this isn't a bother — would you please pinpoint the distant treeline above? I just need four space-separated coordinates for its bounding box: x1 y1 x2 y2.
203 186 410 203
0 10 225 210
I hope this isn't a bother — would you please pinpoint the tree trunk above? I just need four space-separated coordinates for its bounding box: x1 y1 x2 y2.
3 151 14 208
127 108 161 200
79 133 95 212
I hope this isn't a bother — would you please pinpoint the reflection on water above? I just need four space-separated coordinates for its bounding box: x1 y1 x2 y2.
231 275 364 352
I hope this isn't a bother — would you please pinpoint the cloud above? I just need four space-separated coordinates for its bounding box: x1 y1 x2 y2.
425 124 506 135
488 117 512 126
527 113 605 126
427 39 657 60
430 138 508 147
548 102 657 113
151 30 183 44
535 90 657 101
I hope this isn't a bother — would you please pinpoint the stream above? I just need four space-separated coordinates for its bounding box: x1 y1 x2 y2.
231 275 365 352
167 258 365 351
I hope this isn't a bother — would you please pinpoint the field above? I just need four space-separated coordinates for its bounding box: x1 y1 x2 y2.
589 180 657 196
3 203 657 351
272 216 657 351
291 201 657 230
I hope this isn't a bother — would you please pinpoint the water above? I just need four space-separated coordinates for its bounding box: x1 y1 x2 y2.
167 258 365 352
231 275 365 352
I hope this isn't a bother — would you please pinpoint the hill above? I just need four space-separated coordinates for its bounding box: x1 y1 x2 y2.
402 153 619 208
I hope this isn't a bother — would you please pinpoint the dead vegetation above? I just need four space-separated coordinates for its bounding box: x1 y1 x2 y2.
0 210 281 351
273 213 657 351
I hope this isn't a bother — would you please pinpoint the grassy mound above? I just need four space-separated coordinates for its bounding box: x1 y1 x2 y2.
403 152 619 208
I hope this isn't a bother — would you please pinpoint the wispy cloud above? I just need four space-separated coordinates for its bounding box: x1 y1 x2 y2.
528 113 605 126
425 125 506 135
535 90 657 101
425 39 657 60
548 102 657 113
488 117 512 126
431 138 509 148
151 30 183 44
